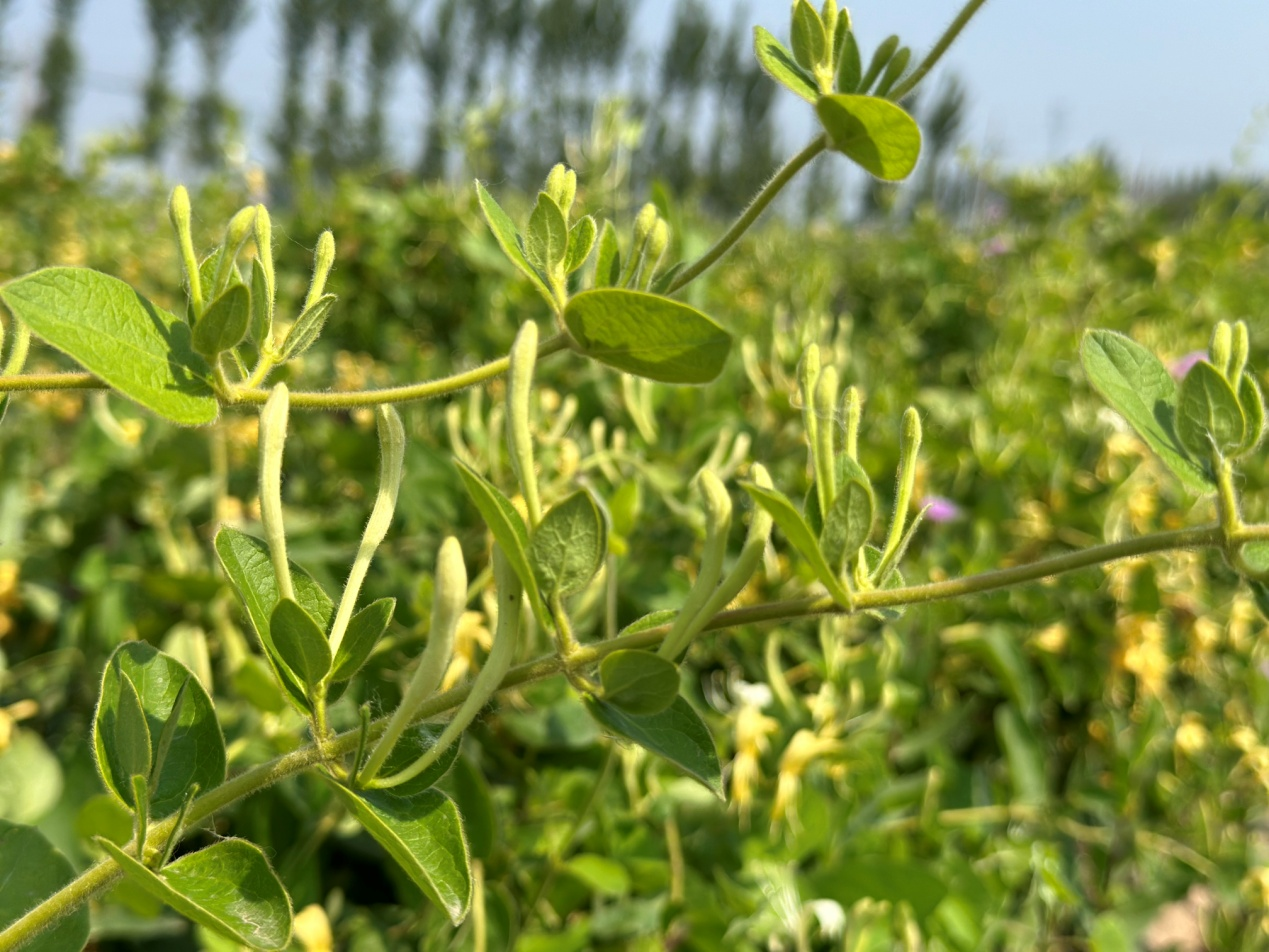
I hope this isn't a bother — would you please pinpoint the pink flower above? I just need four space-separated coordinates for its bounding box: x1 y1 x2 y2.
921 495 962 523
1169 351 1206 380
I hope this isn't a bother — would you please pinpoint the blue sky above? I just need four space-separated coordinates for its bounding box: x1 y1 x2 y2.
4 0 1269 174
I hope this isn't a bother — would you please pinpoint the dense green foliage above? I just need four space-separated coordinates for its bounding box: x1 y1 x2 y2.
2 126 1269 952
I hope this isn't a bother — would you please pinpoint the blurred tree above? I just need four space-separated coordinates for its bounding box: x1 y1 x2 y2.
916 74 968 209
272 0 321 174
313 0 362 179
361 0 414 169
189 0 249 167
416 0 459 178
140 0 192 161
29 0 84 145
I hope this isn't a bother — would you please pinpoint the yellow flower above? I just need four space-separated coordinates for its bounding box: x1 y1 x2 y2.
1174 714 1209 757
772 729 846 827
1114 614 1169 699
292 904 332 952
441 611 492 691
730 688 778 827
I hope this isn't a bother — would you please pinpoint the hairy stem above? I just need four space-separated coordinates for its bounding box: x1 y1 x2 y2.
666 136 828 294
889 0 991 101
0 520 1241 951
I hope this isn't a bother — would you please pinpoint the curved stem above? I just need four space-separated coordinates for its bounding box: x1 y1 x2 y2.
890 0 991 101
0 336 571 407
665 136 829 295
0 520 1235 951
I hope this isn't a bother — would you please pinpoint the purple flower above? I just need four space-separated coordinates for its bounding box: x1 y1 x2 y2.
980 236 1010 258
1169 351 1206 380
921 495 962 523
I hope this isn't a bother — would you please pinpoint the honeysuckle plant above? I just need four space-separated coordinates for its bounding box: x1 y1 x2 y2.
0 2 1267 949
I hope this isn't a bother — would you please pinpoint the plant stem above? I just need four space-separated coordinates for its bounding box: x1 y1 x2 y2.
889 0 992 101
665 136 828 295
0 520 1236 951
0 335 572 407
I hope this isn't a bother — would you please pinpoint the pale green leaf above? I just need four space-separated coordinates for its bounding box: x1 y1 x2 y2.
474 181 555 308
820 458 874 569
563 288 732 384
214 526 335 713
192 284 250 359
0 267 218 425
454 459 549 629
816 94 921 181
593 219 621 288
99 838 293 950
741 481 853 607
584 695 723 798
279 293 335 361
529 489 607 598
92 642 225 819
325 779 472 925
269 599 332 691
1176 359 1245 457
565 854 630 897
564 215 597 274
753 26 818 103
1081 329 1213 490
0 820 90 952
525 193 569 276
1238 372 1266 454
790 0 826 71
599 649 679 716
111 672 152 802
330 597 395 682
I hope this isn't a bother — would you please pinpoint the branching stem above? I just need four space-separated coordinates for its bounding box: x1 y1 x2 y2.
1 520 1250 951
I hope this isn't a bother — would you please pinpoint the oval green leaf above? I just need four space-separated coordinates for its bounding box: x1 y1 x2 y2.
820 459 874 570
474 180 555 309
530 489 607 598
0 267 218 425
526 192 568 277
325 779 472 925
564 215 597 274
1176 359 1245 458
0 820 90 952
111 672 153 803
563 288 732 384
790 0 826 71
193 283 250 359
815 94 921 181
99 838 293 950
269 599 332 691
330 596 395 682
1238 372 1266 454
1081 329 1214 491
92 642 225 819
584 695 723 798
214 526 335 713
279 293 335 361
753 26 818 103
599 649 680 716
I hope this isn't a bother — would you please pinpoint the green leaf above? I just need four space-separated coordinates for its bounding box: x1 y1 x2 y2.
584 695 723 798
593 219 622 288
192 284 250 359
1080 329 1214 491
805 857 947 923
858 34 899 93
564 288 732 384
99 838 293 950
815 94 922 181
249 257 272 346
279 293 335 361
0 267 218 425
443 755 495 861
269 599 332 691
753 26 818 103
564 215 597 274
525 193 569 278
0 732 62 825
1176 359 1245 457
617 609 677 637
1238 372 1266 454
325 779 472 925
330 597 395 682
565 854 630 897
453 459 549 629
92 642 225 819
530 489 607 598
741 481 853 607
790 0 826 71
474 181 555 308
0 820 91 952
367 725 461 797
996 706 1047 806
111 672 153 803
836 28 861 92
599 649 680 716
1238 541 1269 581
820 458 874 569
215 526 335 713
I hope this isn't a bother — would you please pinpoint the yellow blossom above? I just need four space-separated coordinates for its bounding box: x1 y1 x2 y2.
772 729 846 827
292 904 333 952
1174 714 1209 757
1114 614 1169 699
441 611 492 691
731 700 778 827
1032 622 1068 654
